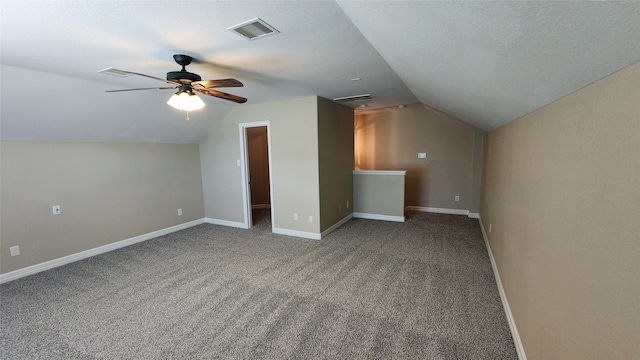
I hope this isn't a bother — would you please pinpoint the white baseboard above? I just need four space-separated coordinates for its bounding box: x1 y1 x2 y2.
272 227 321 240
251 204 271 209
321 214 353 238
204 217 248 229
406 206 478 219
478 215 527 360
0 218 205 284
353 212 405 222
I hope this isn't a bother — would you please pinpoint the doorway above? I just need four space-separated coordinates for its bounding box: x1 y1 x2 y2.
239 121 274 231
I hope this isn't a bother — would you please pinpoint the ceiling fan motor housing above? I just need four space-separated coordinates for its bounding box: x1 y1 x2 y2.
167 54 201 83
167 70 201 83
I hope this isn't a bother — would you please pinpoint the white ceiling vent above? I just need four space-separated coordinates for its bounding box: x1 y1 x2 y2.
333 94 375 103
228 18 279 41
97 67 133 77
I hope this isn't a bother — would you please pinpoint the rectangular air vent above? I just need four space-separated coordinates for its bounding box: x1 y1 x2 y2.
97 67 133 77
228 18 279 41
333 94 375 103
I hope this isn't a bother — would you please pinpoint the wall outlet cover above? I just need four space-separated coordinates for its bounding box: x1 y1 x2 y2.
10 246 20 256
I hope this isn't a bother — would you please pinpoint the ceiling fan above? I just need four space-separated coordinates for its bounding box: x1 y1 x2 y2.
102 54 247 112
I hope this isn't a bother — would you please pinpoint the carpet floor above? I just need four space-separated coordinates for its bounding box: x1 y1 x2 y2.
0 210 517 359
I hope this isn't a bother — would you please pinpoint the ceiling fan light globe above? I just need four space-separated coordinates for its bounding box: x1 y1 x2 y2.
167 92 205 111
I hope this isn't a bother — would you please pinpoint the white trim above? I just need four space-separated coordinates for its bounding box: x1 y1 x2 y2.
272 227 321 240
353 212 405 222
251 204 271 209
406 206 470 216
352 170 406 176
0 219 205 284
468 212 479 219
204 217 248 229
478 215 527 360
320 214 353 238
239 124 251 229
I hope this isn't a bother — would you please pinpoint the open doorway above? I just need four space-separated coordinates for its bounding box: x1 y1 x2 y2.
239 121 274 231
247 126 271 229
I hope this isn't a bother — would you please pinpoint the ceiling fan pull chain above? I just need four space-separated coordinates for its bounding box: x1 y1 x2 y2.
185 111 190 121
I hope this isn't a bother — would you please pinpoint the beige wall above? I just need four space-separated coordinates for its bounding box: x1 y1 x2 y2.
200 96 321 233
317 97 354 232
480 61 640 359
355 106 484 212
353 171 406 219
0 141 205 274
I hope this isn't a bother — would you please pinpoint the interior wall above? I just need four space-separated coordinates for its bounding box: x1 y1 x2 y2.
0 141 205 275
317 97 354 232
200 96 321 234
353 171 406 219
247 127 270 207
354 106 484 212
480 61 640 359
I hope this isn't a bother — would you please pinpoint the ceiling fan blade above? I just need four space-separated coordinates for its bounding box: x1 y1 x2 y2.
104 68 180 85
196 88 247 103
191 79 244 89
106 86 177 92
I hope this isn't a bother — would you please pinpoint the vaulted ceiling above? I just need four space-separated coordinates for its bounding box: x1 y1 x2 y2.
2 1 639 143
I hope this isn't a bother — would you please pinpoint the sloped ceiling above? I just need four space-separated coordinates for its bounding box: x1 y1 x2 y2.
337 1 640 131
1 1 639 143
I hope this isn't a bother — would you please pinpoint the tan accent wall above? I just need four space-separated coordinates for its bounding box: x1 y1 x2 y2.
200 96 321 233
355 106 484 212
317 97 354 232
0 141 205 274
480 61 640 359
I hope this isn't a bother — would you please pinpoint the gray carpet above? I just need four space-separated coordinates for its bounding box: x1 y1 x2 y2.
0 210 517 359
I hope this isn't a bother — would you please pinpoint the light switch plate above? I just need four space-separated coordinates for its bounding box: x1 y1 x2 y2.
418 152 427 159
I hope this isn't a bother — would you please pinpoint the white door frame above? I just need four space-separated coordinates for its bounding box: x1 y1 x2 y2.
239 121 274 231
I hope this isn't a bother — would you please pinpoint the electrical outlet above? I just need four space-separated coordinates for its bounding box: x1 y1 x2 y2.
308 216 313 223
489 223 492 233
418 152 427 159
294 213 298 221
10 246 20 257
52 205 61 215
346 201 349 208
454 195 460 202
177 209 183 216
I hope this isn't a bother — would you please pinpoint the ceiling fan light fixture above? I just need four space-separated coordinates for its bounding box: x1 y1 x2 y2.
167 91 205 112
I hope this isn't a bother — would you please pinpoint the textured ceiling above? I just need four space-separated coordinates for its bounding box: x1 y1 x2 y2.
1 1 639 142
337 1 640 131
